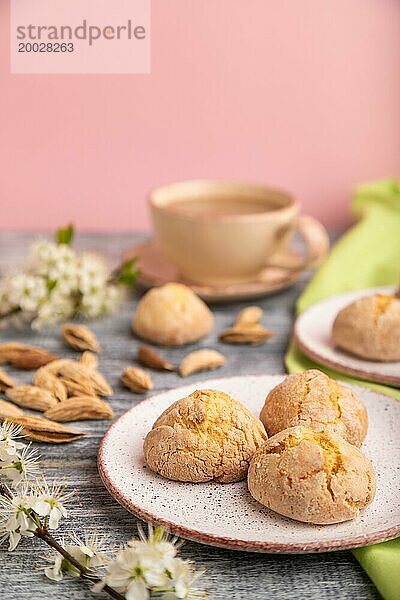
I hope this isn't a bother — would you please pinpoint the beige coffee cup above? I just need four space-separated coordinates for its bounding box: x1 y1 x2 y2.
149 180 329 285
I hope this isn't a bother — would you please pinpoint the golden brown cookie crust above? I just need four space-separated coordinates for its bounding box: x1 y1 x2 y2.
260 370 368 447
143 389 267 483
132 283 214 346
332 294 400 361
248 426 376 525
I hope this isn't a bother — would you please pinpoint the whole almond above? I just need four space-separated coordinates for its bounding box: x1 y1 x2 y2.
81 368 112 396
0 342 32 364
0 399 24 420
44 396 114 422
59 377 96 398
6 385 58 411
61 323 101 353
0 367 16 392
78 351 99 370
235 306 263 327
33 368 67 402
58 363 112 397
8 414 85 443
40 358 76 376
137 345 175 372
219 325 273 345
0 343 58 369
179 349 225 377
121 366 153 393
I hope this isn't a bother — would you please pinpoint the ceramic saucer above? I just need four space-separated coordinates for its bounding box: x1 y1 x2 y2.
123 241 306 303
294 287 400 387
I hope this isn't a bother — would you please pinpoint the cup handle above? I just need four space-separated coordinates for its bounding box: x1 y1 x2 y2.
267 215 330 271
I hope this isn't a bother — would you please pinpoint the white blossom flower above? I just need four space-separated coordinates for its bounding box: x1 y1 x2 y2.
0 479 71 551
55 244 76 265
95 525 207 600
100 545 169 600
79 290 105 318
102 285 124 314
51 264 79 295
31 481 72 529
44 549 69 581
44 530 110 582
28 241 61 277
78 254 108 295
29 241 77 279
1 233 135 329
32 290 75 330
0 484 37 550
0 443 40 486
0 288 14 314
6 274 47 312
80 285 123 319
68 530 111 569
0 422 26 462
128 523 180 566
163 559 207 599
47 246 77 284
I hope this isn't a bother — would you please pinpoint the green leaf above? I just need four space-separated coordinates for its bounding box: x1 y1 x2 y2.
56 223 74 245
46 279 57 292
115 257 139 287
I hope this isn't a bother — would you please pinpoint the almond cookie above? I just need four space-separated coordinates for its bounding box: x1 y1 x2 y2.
143 389 267 483
260 370 367 447
332 293 400 361
132 283 214 346
248 426 375 524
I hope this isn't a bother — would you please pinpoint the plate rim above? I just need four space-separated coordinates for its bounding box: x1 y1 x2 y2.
293 287 400 387
98 374 400 554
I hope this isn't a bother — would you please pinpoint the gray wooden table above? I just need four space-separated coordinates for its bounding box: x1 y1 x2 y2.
0 233 379 600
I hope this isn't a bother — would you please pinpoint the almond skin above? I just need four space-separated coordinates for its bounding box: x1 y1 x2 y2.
179 349 226 377
78 351 99 370
137 345 175 372
61 323 101 353
44 396 114 422
33 368 67 402
121 366 153 393
0 367 16 392
235 306 263 327
219 325 273 345
0 399 24 419
6 385 58 411
8 414 85 443
58 362 112 397
0 343 58 369
39 358 76 376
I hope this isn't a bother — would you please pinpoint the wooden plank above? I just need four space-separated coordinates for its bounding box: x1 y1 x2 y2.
0 233 379 599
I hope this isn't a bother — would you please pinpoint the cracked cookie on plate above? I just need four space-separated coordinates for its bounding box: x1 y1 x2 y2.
248 426 376 524
260 369 368 447
143 389 267 483
332 293 400 361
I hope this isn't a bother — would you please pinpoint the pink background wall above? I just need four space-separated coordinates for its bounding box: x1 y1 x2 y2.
0 0 399 231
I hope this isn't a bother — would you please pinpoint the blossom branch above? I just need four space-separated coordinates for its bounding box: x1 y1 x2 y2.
0 421 207 599
0 226 138 330
34 527 125 600
0 482 12 499
0 306 21 320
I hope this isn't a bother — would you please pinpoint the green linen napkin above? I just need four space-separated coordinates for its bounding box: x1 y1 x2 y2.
285 179 400 600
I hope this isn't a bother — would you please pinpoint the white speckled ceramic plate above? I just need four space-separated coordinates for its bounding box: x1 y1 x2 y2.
294 287 400 387
98 375 400 553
